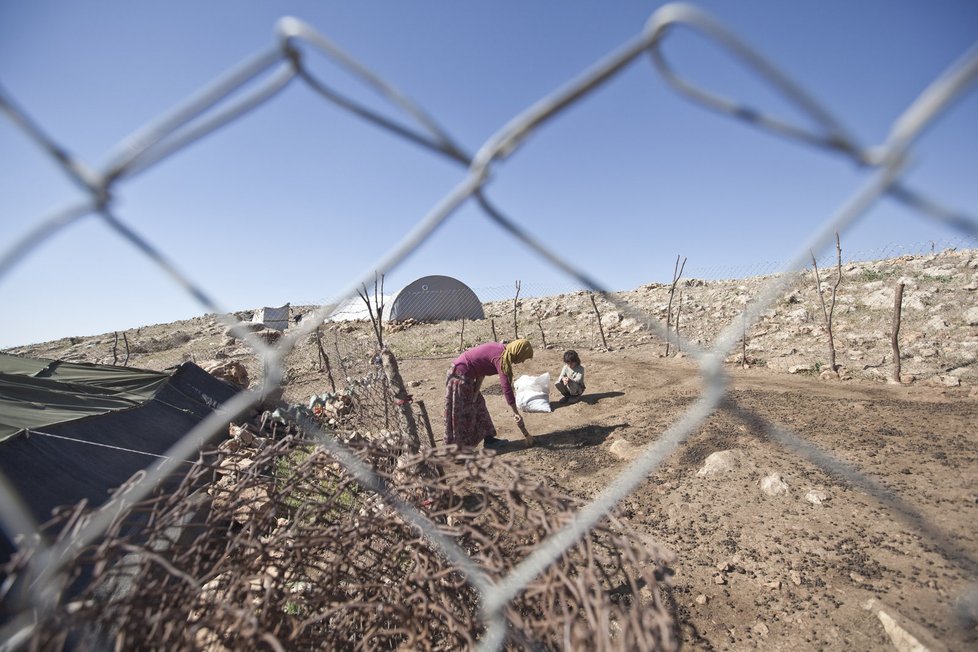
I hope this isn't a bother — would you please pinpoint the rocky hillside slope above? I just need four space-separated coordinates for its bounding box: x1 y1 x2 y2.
7 248 977 392
532 247 978 387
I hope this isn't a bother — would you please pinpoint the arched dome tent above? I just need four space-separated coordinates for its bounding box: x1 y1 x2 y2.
388 275 485 322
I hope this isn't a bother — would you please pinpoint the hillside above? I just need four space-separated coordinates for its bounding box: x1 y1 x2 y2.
8 248 977 392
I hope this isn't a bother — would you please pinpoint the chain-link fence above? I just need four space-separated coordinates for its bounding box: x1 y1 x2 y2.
2 3 977 649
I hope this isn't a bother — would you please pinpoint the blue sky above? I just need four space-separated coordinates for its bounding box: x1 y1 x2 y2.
1 0 976 348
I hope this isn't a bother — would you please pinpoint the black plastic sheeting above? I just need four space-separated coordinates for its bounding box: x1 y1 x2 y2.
0 360 241 562
0 353 171 442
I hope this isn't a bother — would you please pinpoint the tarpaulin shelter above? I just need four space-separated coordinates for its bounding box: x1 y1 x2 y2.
251 304 290 330
326 294 395 322
388 275 484 322
0 353 240 559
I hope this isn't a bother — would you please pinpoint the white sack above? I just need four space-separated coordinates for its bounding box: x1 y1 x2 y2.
514 372 552 413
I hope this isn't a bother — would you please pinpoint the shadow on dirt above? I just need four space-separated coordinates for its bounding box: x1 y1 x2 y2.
492 423 628 455
550 391 625 408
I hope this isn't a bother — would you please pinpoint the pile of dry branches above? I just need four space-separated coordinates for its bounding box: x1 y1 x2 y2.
5 432 678 650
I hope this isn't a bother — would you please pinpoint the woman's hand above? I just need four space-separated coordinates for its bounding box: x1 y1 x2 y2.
513 412 523 424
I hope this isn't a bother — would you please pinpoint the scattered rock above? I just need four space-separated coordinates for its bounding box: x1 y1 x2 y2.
786 308 809 322
863 599 945 652
218 438 240 453
760 473 789 496
805 489 830 505
229 424 257 446
231 485 273 524
751 621 769 637
964 307 978 325
789 365 811 374
225 322 264 339
216 456 252 475
619 317 645 332
925 317 950 332
201 360 250 388
696 450 744 476
927 375 961 388
609 438 641 461
789 570 802 586
255 328 283 345
195 627 232 652
600 312 622 329
695 594 708 605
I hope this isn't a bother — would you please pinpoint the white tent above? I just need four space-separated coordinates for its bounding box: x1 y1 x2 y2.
388 275 484 322
326 295 394 322
324 276 483 323
251 304 290 330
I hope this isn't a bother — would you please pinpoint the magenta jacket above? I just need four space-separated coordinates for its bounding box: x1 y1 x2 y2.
451 342 516 406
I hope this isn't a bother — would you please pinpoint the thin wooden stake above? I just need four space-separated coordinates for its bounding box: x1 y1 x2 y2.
333 330 349 384
513 280 521 339
415 400 436 448
664 255 686 356
675 290 684 353
588 291 608 350
316 327 336 392
742 310 749 369
890 282 905 384
811 233 842 373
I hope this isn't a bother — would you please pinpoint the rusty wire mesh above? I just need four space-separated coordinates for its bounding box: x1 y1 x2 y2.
5 427 677 651
1 2 977 650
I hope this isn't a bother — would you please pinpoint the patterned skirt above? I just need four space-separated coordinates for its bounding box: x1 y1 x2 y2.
444 370 496 448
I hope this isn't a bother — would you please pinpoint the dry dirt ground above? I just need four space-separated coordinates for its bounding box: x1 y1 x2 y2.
397 346 977 651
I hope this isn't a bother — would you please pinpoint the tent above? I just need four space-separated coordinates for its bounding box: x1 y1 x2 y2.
326 294 395 322
0 353 240 559
252 304 290 330
388 276 484 322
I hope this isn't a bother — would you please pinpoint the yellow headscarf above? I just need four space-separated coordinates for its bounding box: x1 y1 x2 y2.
501 339 533 382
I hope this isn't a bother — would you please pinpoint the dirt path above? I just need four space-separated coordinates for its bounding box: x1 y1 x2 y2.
400 346 978 651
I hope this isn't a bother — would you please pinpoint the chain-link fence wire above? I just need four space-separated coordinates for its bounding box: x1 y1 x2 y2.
1 2 978 648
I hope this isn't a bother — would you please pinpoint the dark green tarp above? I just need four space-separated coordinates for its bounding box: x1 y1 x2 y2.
0 354 170 442
0 354 241 563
